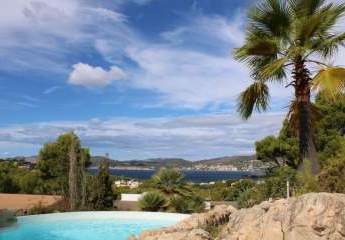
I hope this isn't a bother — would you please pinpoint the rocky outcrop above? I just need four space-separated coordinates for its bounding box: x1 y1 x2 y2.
130 205 236 240
132 193 345 240
218 193 345 240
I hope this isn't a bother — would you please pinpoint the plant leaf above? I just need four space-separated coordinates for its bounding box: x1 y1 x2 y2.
312 67 345 98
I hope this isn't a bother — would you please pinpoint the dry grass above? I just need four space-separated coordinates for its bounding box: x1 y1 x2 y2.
0 193 62 211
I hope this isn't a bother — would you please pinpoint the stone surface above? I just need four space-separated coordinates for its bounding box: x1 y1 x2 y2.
131 205 236 240
131 193 345 240
0 209 17 228
218 193 345 240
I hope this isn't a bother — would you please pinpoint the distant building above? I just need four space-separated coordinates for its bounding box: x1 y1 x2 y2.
114 179 141 189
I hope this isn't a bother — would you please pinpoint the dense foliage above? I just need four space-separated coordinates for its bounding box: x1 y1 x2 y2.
88 160 114 210
139 192 166 211
233 93 345 208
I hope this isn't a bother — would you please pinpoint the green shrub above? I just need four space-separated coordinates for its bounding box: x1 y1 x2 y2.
296 160 319 195
169 195 189 213
169 195 205 213
318 151 345 193
224 179 256 201
139 192 166 211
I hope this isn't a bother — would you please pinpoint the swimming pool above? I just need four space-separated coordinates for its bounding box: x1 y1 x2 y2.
0 211 189 240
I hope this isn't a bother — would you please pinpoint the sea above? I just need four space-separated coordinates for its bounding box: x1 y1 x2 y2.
88 168 265 183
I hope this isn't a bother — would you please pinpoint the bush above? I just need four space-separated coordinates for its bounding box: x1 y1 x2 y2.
169 195 205 213
16 171 43 194
318 152 345 193
296 160 319 195
224 179 256 201
139 192 166 211
169 195 189 213
186 195 205 213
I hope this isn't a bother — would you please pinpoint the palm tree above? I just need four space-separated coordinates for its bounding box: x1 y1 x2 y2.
235 0 345 172
152 168 189 195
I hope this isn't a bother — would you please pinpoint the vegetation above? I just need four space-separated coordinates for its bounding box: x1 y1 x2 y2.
235 0 345 172
37 132 91 210
139 192 166 211
233 93 345 208
152 168 186 195
169 194 205 213
88 160 114 210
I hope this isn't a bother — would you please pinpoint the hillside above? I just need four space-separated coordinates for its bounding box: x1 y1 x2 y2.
90 157 192 168
194 155 256 166
3 154 261 170
90 155 259 169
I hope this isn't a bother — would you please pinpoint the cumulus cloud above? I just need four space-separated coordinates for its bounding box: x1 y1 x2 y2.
0 113 285 160
68 63 126 87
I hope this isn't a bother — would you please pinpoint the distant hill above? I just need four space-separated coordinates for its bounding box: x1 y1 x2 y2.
194 155 256 167
3 154 261 170
90 155 258 169
90 156 192 168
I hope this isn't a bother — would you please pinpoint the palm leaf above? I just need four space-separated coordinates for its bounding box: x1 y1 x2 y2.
259 56 289 80
289 0 326 17
249 0 291 37
312 67 345 98
312 32 345 57
237 81 270 119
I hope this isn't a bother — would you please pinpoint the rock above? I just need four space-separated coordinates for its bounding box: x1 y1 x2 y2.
131 205 236 240
0 209 17 228
131 193 345 240
133 229 211 240
218 193 345 240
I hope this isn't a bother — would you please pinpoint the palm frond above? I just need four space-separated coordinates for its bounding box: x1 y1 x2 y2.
237 81 270 119
292 2 345 45
312 67 345 98
234 37 279 61
249 0 291 37
289 0 326 17
259 56 289 80
312 32 345 57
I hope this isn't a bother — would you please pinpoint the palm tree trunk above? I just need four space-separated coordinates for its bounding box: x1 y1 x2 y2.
69 136 78 210
293 56 319 173
80 152 87 209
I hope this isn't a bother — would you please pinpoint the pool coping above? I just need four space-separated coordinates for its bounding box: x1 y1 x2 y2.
18 211 190 223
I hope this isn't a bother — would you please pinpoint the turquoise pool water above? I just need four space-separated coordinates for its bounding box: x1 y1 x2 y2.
0 211 188 240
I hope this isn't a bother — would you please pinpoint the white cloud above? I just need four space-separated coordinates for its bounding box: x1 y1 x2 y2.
0 0 126 73
161 13 246 49
43 86 61 94
126 45 250 108
68 63 126 87
0 112 285 160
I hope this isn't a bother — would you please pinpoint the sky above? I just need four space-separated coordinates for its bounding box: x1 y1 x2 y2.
0 0 344 160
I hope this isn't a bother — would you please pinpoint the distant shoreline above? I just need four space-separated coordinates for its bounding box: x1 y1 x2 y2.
88 168 265 182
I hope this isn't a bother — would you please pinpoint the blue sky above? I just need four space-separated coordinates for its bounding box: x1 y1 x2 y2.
3 0 342 160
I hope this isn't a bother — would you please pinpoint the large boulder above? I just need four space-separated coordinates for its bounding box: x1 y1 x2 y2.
131 193 345 240
218 192 345 240
130 205 236 240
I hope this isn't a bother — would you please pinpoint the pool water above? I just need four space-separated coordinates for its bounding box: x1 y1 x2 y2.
0 212 188 240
